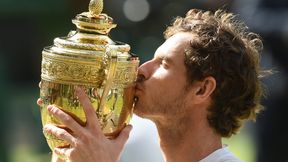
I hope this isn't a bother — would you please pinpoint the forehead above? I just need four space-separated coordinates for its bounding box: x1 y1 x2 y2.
155 32 196 59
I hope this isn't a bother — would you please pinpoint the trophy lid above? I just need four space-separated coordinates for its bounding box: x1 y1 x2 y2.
43 0 135 57
41 0 138 87
72 0 117 35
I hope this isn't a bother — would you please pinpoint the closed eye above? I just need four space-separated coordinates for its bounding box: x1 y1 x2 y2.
160 58 169 69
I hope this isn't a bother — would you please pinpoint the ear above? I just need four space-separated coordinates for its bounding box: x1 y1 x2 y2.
195 76 216 101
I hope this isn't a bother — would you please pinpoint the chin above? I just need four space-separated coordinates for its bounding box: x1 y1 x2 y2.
133 110 144 118
133 102 148 118
132 97 158 120
133 110 152 120
133 103 143 116
133 105 157 121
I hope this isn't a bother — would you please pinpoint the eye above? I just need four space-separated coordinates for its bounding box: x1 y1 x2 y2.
160 59 169 69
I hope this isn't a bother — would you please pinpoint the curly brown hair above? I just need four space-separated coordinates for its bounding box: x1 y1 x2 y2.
164 9 265 137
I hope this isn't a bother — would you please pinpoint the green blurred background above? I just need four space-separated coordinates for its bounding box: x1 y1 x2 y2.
0 0 287 162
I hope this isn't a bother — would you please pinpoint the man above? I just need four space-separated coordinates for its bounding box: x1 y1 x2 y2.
38 9 265 162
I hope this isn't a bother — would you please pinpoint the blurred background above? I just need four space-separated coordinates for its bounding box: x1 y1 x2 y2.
0 0 287 162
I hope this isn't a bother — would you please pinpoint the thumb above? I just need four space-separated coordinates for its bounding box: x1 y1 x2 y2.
37 98 43 106
115 124 133 147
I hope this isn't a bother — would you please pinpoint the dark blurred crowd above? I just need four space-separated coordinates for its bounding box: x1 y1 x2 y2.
0 0 287 162
233 1 288 162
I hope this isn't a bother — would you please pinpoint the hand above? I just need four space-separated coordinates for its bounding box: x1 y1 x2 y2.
39 86 132 162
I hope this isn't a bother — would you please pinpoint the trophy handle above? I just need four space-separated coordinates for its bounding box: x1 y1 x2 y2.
99 46 118 111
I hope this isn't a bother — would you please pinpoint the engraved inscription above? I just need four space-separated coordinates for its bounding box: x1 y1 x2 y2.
41 54 104 86
113 62 138 87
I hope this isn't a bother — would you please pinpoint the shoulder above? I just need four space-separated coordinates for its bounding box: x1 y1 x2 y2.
199 146 243 162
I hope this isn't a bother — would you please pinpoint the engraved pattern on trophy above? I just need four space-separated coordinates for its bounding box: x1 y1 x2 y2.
41 53 104 86
113 62 138 88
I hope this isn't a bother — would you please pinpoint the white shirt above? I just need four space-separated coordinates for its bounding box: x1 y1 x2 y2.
199 146 243 162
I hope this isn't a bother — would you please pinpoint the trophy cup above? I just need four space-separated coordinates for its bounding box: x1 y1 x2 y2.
39 0 139 155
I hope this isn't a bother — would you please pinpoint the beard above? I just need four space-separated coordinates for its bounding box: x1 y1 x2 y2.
133 88 189 122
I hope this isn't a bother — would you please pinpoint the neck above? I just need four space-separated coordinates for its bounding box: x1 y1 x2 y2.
153 112 222 162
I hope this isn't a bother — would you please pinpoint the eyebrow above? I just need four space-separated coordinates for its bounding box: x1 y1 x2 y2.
156 54 174 65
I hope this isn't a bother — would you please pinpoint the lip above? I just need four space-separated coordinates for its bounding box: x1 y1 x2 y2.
134 83 143 102
133 85 140 106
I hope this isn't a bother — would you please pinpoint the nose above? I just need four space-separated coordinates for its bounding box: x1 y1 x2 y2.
137 59 155 82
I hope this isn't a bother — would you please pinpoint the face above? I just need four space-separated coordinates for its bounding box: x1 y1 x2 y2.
134 32 197 121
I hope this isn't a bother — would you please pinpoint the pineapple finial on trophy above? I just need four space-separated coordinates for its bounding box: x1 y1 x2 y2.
89 0 103 16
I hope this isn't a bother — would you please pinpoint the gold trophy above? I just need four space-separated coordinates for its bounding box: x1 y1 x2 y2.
39 0 139 153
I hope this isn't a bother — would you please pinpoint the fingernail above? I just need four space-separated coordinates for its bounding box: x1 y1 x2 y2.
54 147 63 156
75 86 81 91
127 125 133 132
43 125 48 130
54 148 61 154
74 86 81 95
43 125 50 133
37 98 43 106
47 105 53 111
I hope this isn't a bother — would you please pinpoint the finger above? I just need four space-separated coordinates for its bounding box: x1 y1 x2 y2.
75 86 101 130
47 105 85 135
54 147 72 160
44 124 77 146
51 152 67 162
37 98 43 106
115 124 133 148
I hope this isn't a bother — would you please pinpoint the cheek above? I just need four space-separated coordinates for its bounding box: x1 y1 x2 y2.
150 68 171 83
145 68 187 98
152 70 186 89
